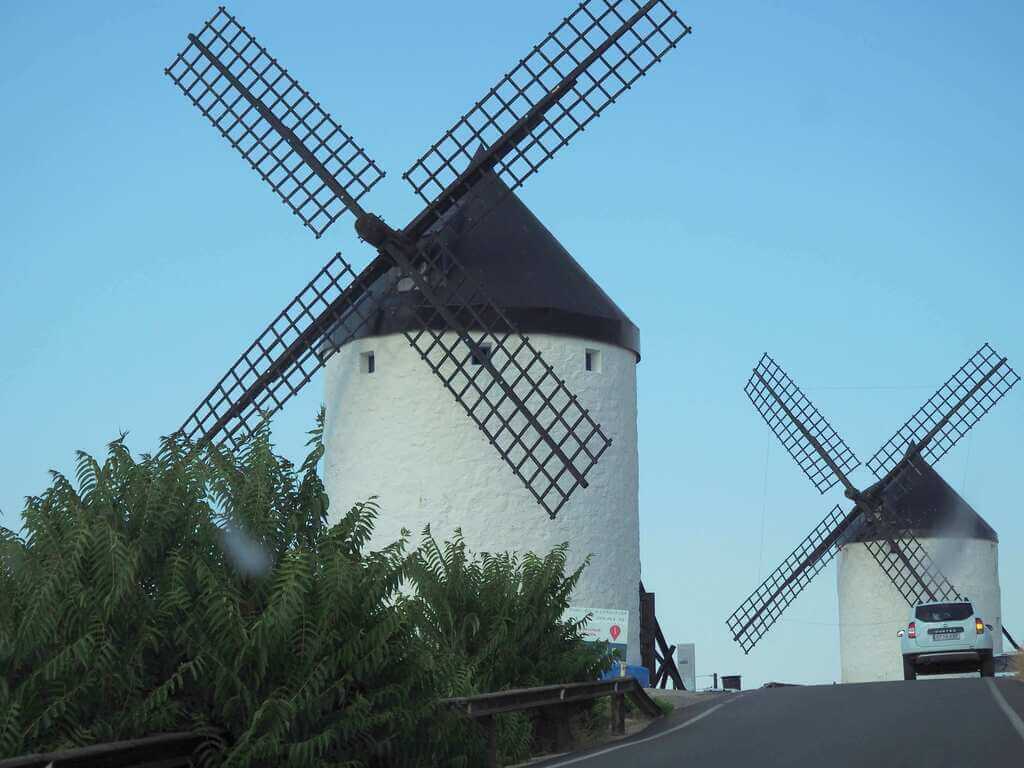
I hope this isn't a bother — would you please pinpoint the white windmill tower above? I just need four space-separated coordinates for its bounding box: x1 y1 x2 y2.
164 3 690 672
726 346 1019 681
837 463 1002 682
321 172 645 664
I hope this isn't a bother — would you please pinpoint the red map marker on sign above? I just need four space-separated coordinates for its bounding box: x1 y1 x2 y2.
609 624 621 641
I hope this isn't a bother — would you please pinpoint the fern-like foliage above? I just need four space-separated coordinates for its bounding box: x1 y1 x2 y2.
0 411 610 766
0 416 427 766
406 528 613 764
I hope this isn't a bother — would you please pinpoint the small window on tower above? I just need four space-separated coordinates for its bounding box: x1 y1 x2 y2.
360 351 375 374
585 348 602 372
471 344 493 366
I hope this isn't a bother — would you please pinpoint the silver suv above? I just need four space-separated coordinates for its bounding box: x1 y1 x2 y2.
898 600 995 680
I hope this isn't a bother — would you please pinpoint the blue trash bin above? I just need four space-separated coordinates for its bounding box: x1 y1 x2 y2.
600 664 650 688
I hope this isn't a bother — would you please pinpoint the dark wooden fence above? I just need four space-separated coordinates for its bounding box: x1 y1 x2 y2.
0 731 205 768
639 580 685 689
2 677 664 768
442 676 663 767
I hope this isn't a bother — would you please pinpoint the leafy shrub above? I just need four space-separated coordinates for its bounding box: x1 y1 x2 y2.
407 529 612 764
0 417 612 765
0 421 426 765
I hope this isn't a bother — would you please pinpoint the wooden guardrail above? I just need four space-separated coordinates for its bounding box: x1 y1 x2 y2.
442 677 663 767
2 680 664 768
0 731 206 768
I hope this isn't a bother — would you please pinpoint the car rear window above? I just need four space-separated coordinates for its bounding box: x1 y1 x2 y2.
915 603 973 622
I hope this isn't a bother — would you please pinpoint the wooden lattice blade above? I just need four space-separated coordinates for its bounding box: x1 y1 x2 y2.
861 535 961 608
394 228 612 519
402 0 690 229
726 504 858 654
745 354 861 495
166 7 384 238
859 459 962 606
176 253 391 450
866 343 1020 480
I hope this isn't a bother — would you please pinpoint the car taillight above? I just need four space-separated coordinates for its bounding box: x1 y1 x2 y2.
976 618 985 635
908 622 917 639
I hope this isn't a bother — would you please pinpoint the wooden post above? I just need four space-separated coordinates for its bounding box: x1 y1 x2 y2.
556 706 573 751
611 692 626 734
640 586 656 683
660 644 676 689
543 705 573 751
482 714 498 768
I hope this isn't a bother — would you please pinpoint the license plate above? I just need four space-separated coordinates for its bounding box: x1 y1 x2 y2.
933 632 961 641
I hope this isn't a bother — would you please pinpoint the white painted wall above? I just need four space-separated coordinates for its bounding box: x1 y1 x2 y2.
322 332 643 665
836 538 1001 682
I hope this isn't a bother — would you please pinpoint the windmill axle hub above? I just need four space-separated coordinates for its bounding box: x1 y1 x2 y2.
354 213 393 248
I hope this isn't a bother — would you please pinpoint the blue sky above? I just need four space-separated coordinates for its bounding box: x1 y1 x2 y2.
1 1 1021 688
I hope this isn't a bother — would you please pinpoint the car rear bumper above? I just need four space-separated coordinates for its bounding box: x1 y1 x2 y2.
914 651 980 665
905 650 990 675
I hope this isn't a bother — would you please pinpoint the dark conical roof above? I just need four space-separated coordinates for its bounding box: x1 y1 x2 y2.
846 462 997 543
326 171 640 358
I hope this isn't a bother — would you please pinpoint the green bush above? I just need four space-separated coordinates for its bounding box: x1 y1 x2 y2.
407 530 612 764
0 421 426 766
0 417 612 766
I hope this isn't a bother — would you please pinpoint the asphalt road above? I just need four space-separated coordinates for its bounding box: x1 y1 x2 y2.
532 678 1024 768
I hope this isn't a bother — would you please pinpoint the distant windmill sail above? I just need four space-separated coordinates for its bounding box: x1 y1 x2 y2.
164 3 690 517
745 354 861 494
867 344 1020 480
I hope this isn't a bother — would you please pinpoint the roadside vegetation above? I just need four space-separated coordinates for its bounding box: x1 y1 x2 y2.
0 415 613 766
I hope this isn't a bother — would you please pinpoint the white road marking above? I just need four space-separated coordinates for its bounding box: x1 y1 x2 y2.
537 696 739 766
986 678 1024 743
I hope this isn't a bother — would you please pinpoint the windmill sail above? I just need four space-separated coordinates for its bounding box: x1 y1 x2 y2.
165 8 384 238
859 521 961 607
399 226 612 515
403 0 690 225
745 354 861 494
866 343 1020 480
727 504 855 653
177 254 391 450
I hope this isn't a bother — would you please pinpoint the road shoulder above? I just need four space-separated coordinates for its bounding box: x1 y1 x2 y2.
523 691 735 767
991 678 1024 738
